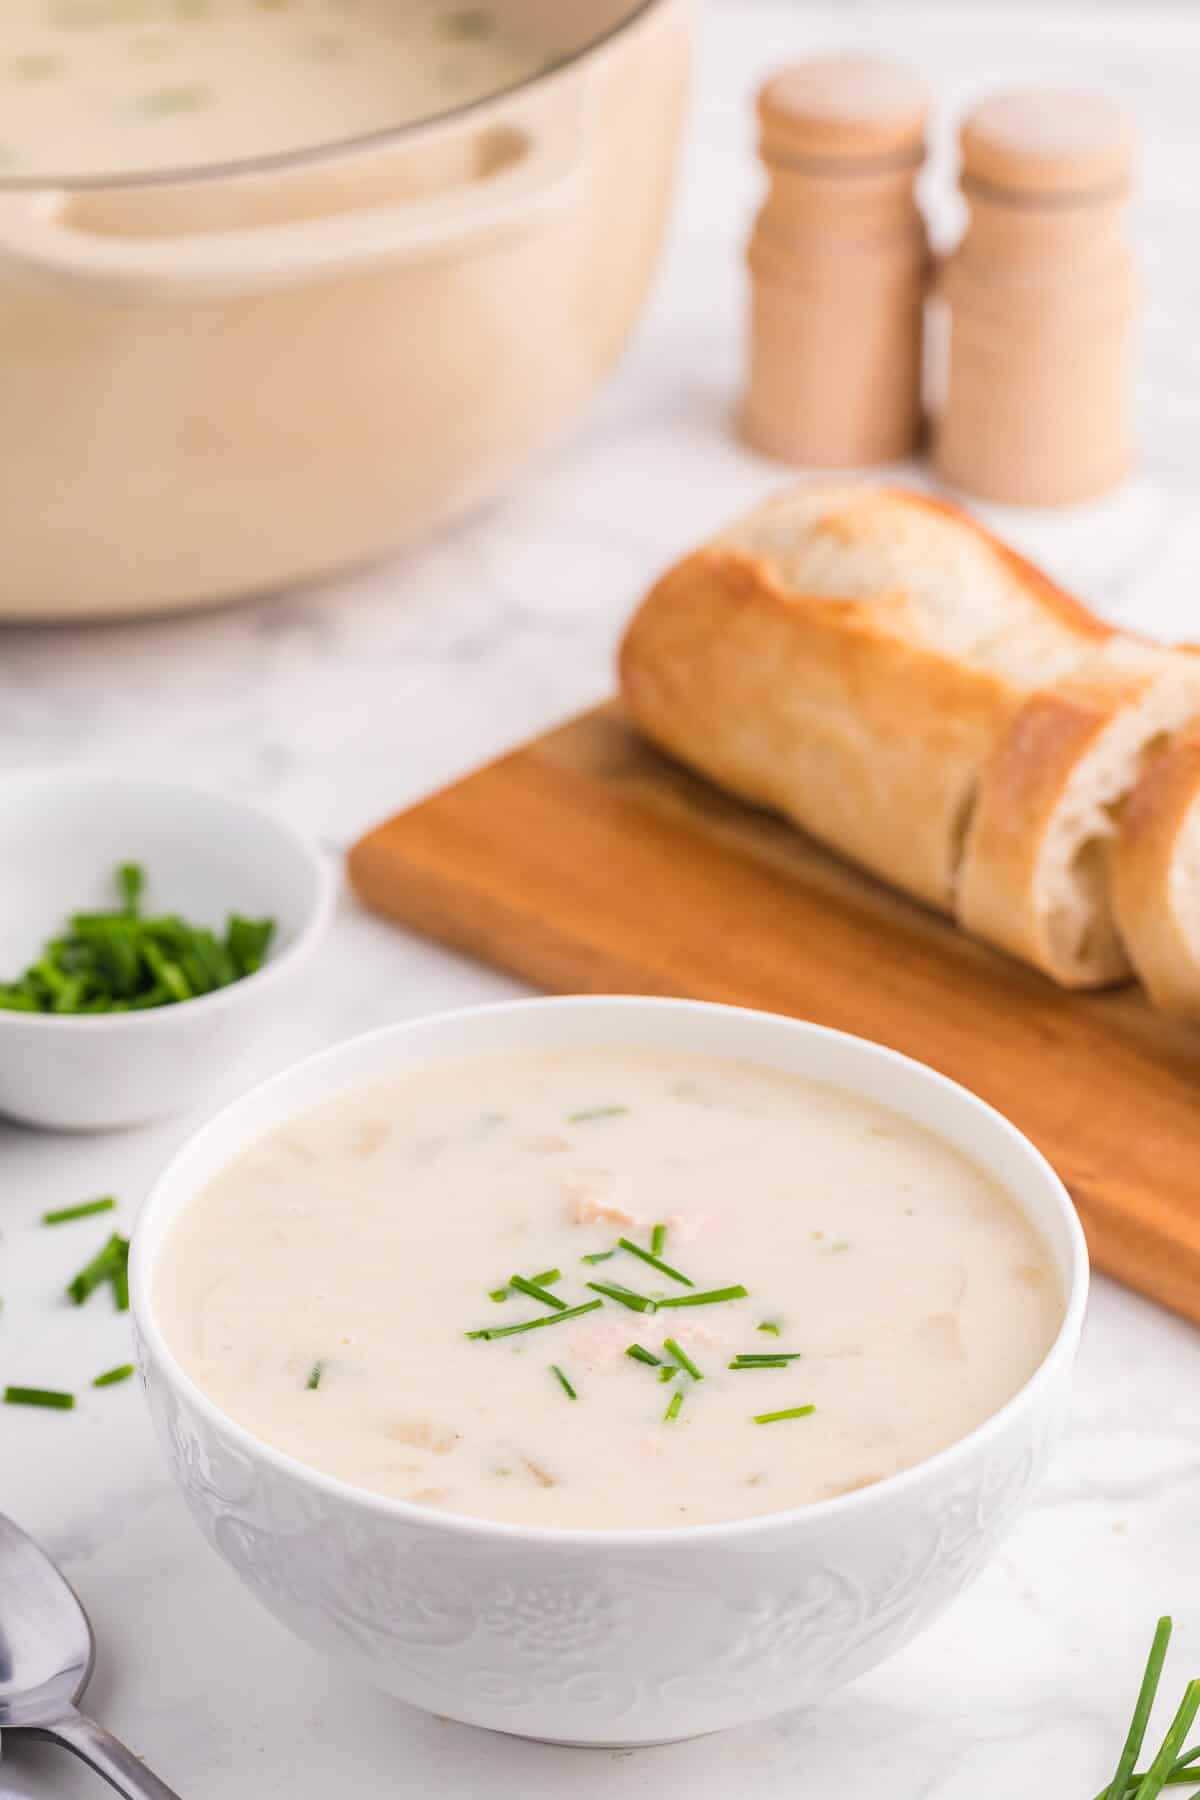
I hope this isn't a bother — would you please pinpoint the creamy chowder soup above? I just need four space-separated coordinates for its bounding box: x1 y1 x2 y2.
155 1048 1063 1530
1 3 545 182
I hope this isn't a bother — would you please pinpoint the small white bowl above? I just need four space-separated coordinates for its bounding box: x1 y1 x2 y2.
0 770 335 1130
130 997 1088 1747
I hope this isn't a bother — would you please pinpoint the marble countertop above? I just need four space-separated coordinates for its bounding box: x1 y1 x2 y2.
5 3 1200 1794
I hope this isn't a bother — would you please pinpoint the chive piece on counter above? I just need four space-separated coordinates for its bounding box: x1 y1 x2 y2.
625 1344 662 1368
581 1249 616 1265
530 1268 561 1287
664 1336 703 1381
757 1320 781 1336
551 1364 577 1401
651 1222 667 1257
1101 1619 1174 1800
306 1362 324 1391
5 1386 74 1410
664 1389 684 1422
730 1352 803 1367
585 1280 657 1315
731 1357 788 1370
67 1233 129 1307
467 1299 602 1341
489 1287 508 1303
93 1364 135 1389
658 1365 677 1382
753 1405 816 1425
43 1196 116 1226
617 1236 693 1288
509 1273 568 1312
566 1105 628 1123
656 1285 748 1310
111 1259 129 1313
1130 1681 1200 1800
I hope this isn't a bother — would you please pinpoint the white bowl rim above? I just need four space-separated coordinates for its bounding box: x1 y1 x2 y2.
130 994 1089 1549
0 767 337 1032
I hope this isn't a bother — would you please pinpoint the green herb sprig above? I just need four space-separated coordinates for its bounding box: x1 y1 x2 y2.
550 1364 577 1400
93 1364 135 1389
656 1285 747 1310
663 1337 703 1381
5 1386 74 1409
43 1197 116 1226
618 1235 693 1288
67 1233 129 1310
466 1299 602 1341
1096 1620 1200 1800
0 863 275 1015
585 1280 657 1314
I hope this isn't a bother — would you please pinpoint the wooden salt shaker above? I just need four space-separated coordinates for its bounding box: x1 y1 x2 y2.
741 56 931 467
933 89 1137 506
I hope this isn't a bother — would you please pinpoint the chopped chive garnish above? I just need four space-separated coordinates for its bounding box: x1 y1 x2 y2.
585 1280 657 1314
1101 1619 1174 1800
467 1299 602 1340
93 1364 135 1388
489 1270 558 1303
730 1352 803 1367
0 861 274 1015
664 1389 684 1422
753 1404 816 1425
118 861 144 916
567 1105 628 1123
551 1364 577 1400
651 1223 667 1256
581 1249 616 1264
757 1321 781 1336
508 1273 568 1312
658 1365 677 1382
5 1386 74 1409
731 1357 788 1369
663 1336 703 1381
625 1344 662 1367
306 1362 323 1390
67 1233 129 1307
43 1196 116 1226
656 1285 748 1310
617 1236 693 1287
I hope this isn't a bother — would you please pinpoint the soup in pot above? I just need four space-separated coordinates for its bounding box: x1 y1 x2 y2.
154 1046 1063 1530
1 2 548 182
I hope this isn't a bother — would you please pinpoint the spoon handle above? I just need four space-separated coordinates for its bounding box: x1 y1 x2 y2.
46 1711 184 1800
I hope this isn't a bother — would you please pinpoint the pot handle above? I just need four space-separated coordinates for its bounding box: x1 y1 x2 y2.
0 92 582 299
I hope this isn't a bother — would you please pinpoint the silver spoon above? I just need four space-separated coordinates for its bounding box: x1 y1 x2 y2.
0 1511 181 1798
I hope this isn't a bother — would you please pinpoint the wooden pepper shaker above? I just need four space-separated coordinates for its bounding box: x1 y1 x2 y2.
933 89 1137 506
741 55 931 468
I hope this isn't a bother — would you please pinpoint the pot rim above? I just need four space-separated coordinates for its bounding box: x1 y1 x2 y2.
130 993 1089 1553
0 0 668 197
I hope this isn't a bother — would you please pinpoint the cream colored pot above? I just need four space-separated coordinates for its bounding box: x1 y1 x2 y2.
0 0 689 621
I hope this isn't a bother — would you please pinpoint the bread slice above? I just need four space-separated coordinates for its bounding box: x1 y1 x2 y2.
619 485 1112 912
1113 720 1200 1015
956 640 1200 987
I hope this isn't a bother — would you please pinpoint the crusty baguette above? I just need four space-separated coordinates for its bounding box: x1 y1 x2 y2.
956 640 1200 987
619 485 1113 913
1113 721 1200 1015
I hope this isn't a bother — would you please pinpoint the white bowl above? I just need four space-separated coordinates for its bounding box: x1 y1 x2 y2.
0 770 335 1130
130 997 1088 1746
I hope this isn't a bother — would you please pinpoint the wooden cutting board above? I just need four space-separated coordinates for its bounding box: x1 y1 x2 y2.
349 701 1200 1326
